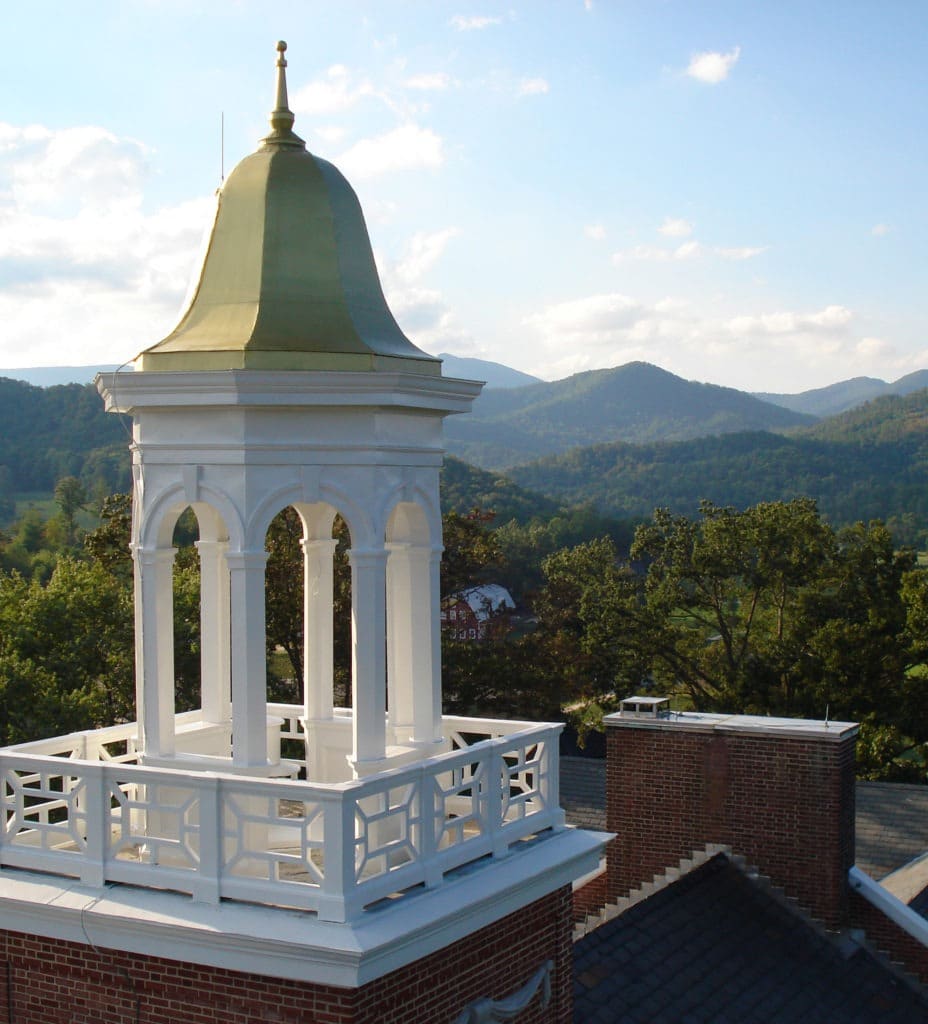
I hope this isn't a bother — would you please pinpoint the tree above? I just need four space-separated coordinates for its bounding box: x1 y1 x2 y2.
440 509 505 598
0 558 135 743
53 475 87 546
631 498 835 712
84 492 133 577
529 499 928 776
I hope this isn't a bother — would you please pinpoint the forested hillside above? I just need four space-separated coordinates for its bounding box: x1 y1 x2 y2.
444 361 814 469
508 390 928 541
0 378 129 500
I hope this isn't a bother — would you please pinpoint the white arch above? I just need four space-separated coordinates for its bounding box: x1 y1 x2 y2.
138 482 242 551
247 480 373 552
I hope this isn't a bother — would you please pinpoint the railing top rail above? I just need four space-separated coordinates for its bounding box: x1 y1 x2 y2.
1 722 560 795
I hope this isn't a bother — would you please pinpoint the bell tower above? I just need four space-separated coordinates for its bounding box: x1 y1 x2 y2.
105 40 476 781
0 42 605 1024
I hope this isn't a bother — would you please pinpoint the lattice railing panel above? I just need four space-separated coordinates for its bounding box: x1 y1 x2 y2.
223 791 326 886
1 765 87 853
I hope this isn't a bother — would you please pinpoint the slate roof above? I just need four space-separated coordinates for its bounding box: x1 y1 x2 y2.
856 781 928 880
560 757 928 881
572 853 928 1024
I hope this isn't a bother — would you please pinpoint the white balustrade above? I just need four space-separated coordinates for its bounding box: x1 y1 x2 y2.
0 709 564 923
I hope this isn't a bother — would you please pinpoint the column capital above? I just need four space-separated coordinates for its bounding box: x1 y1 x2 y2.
348 547 390 568
195 539 229 554
300 537 339 555
385 542 436 559
132 545 178 566
224 549 269 570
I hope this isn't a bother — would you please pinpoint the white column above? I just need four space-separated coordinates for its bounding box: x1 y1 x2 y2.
302 538 337 721
386 543 441 745
425 546 444 744
348 548 388 769
197 540 230 725
134 546 177 758
226 549 269 767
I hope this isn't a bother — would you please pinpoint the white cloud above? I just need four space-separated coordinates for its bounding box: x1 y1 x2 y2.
871 223 890 236
716 245 769 260
405 72 453 91
450 15 503 31
336 124 444 180
523 293 643 341
611 241 702 261
585 224 606 241
673 240 703 260
520 291 904 391
394 228 460 284
2 123 151 214
387 283 475 354
612 239 765 263
290 65 376 116
584 0 594 10
856 336 892 359
312 125 348 145
518 77 550 97
686 46 741 84
658 216 693 238
0 123 211 367
727 304 853 337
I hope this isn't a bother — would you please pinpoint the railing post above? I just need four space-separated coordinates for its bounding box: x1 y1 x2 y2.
419 765 442 888
488 742 510 860
80 763 107 888
317 788 356 922
540 727 566 830
193 774 221 904
0 754 7 866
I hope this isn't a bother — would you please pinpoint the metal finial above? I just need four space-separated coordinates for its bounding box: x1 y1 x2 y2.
263 39 304 148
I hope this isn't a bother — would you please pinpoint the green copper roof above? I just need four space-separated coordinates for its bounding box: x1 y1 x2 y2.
136 42 440 376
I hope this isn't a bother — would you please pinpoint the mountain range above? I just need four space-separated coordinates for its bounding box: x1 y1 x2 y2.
443 362 815 470
755 371 928 417
5 359 928 541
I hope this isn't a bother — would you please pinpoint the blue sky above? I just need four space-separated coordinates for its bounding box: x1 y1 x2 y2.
0 1 925 392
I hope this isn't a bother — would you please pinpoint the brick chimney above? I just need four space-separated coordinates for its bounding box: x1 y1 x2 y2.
605 698 858 930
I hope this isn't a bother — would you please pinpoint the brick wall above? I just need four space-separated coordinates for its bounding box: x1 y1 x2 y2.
571 861 610 923
606 719 857 929
0 886 573 1024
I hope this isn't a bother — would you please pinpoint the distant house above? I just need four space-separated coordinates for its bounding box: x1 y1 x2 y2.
441 583 515 640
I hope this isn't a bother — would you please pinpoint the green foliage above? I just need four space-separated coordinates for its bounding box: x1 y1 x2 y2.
440 456 559 523
83 492 133 577
495 507 637 597
529 499 928 778
263 508 352 702
0 558 134 743
509 407 928 537
440 510 506 597
54 475 87 546
0 377 130 497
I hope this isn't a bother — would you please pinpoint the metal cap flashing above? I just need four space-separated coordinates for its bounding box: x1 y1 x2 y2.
606 698 858 741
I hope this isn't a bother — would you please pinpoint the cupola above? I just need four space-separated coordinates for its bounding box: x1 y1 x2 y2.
136 41 440 376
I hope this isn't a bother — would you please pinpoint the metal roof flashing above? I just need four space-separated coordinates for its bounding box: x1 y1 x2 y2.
605 704 858 742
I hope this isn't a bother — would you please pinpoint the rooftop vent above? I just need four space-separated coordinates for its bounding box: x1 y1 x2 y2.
620 695 671 719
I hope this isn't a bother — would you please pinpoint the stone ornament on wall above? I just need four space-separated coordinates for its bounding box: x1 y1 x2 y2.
451 959 553 1023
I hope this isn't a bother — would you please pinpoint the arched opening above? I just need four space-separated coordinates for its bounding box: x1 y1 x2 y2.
136 498 231 762
263 502 355 781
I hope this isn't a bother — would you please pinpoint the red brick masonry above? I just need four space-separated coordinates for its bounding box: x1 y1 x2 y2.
0 886 573 1024
606 719 857 930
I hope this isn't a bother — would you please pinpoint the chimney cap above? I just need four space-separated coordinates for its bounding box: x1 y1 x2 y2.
619 696 671 719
